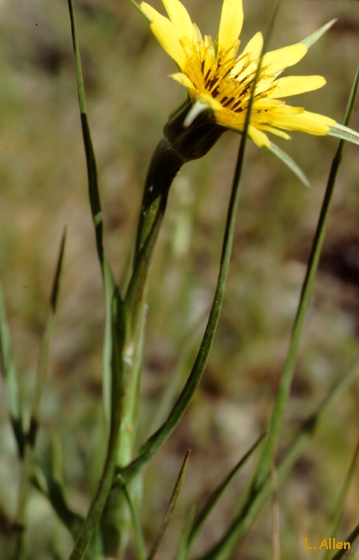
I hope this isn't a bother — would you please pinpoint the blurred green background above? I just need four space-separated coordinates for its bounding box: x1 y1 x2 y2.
1 0 359 558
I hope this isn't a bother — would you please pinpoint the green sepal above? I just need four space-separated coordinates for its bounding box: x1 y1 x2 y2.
300 19 337 49
126 0 152 22
267 141 310 187
328 123 359 146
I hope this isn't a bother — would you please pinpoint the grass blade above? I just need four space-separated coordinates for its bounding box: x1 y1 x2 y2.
173 506 196 560
33 457 84 539
67 0 117 424
0 284 24 456
125 0 152 22
328 123 359 146
68 288 126 560
196 356 359 560
330 523 359 560
12 231 66 560
250 55 359 504
300 19 337 48
67 0 102 261
187 433 265 549
319 437 359 560
147 450 191 560
119 479 146 560
267 141 310 187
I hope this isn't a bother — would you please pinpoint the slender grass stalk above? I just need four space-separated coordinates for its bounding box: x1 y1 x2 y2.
1 297 83 545
187 433 265 550
271 463 280 560
174 507 196 560
120 479 147 560
147 450 190 560
0 284 24 456
33 456 84 539
0 282 83 542
196 356 359 560
250 55 359 499
67 0 116 424
68 287 126 560
330 523 359 560
320 436 359 560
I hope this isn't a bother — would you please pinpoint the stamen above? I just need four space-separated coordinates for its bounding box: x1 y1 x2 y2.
222 97 235 108
204 68 211 82
231 99 243 112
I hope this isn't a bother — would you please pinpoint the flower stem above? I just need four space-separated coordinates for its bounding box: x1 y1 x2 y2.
99 138 184 557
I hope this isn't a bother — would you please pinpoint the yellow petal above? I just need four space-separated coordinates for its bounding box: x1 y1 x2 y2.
269 110 336 135
203 35 216 70
198 92 223 112
247 125 270 147
162 0 194 41
218 0 243 53
230 32 262 77
255 125 291 140
253 98 283 111
193 22 202 44
270 75 326 98
141 2 186 68
240 31 263 62
170 72 195 90
262 43 307 75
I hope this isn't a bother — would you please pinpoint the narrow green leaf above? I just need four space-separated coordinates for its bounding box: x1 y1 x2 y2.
50 229 66 312
329 523 359 560
103 257 117 423
0 284 24 455
328 123 359 146
68 289 126 560
319 437 359 560
250 56 359 507
119 478 146 560
188 433 265 548
125 0 152 22
300 19 337 48
173 506 196 560
69 0 103 266
29 230 66 446
147 450 191 560
0 284 82 546
12 232 66 560
68 0 117 426
33 458 84 539
196 356 359 560
267 142 310 187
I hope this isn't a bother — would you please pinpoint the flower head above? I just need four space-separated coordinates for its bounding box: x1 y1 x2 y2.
140 0 336 149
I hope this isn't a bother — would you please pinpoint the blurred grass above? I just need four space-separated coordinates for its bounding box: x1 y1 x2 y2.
1 0 359 558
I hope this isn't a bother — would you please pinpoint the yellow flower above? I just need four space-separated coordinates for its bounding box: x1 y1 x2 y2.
140 0 336 148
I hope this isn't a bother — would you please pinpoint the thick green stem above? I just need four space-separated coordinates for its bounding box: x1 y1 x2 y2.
100 138 184 557
121 136 184 468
